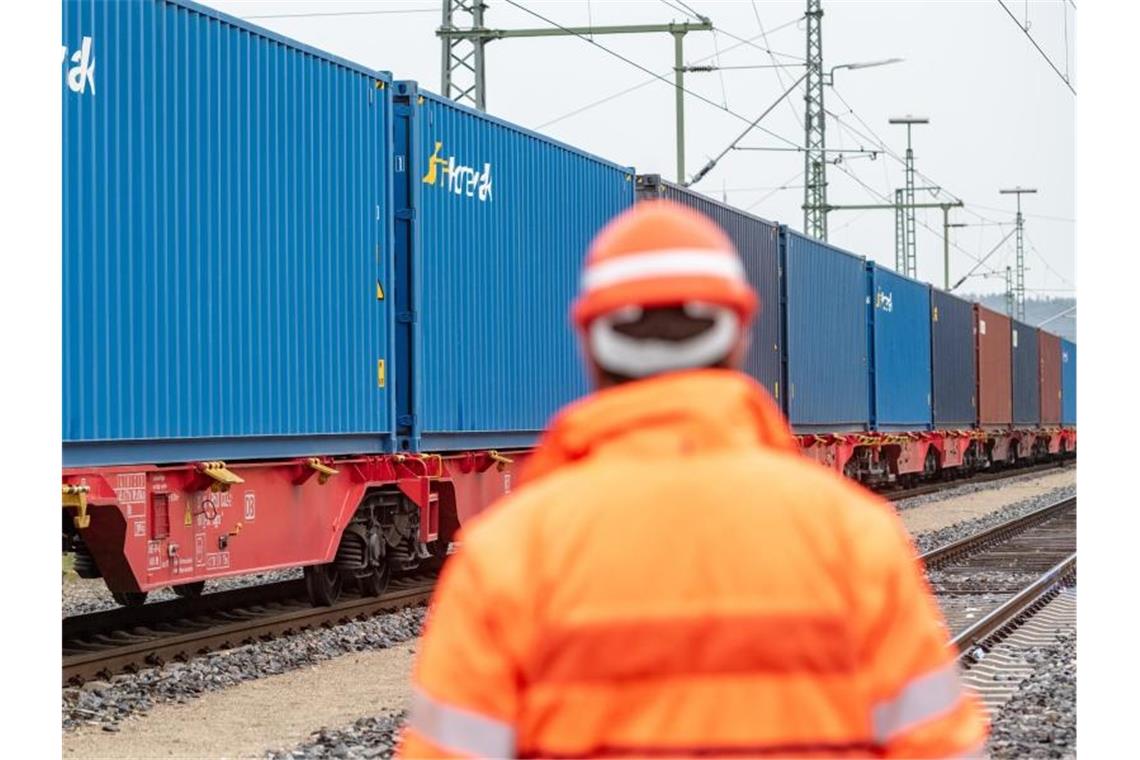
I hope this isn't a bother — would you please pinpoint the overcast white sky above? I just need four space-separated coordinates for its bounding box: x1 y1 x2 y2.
205 0 1076 300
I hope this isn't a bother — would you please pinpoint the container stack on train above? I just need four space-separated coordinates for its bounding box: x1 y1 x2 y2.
636 175 1075 484
62 0 1075 608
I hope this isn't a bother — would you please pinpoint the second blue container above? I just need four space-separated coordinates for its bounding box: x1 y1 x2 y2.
867 264 933 431
395 83 635 451
782 230 870 432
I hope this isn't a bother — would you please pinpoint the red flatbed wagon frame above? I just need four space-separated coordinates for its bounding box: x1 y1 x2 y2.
62 451 528 595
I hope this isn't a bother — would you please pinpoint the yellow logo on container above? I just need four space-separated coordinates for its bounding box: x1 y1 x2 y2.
421 141 492 202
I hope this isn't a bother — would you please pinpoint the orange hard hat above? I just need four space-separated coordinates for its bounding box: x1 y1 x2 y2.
571 199 759 329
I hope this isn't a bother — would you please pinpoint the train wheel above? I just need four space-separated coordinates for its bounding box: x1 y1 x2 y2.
359 561 391 597
172 581 206 599
304 563 343 607
111 590 148 607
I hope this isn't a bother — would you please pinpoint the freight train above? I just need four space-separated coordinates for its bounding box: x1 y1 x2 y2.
61 0 1075 607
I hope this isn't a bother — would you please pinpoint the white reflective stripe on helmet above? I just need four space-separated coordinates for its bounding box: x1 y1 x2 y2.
407 687 516 758
588 304 741 378
581 247 745 292
872 661 964 745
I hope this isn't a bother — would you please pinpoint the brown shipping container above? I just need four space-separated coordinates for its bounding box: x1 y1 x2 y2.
975 305 1012 427
1039 331 1062 425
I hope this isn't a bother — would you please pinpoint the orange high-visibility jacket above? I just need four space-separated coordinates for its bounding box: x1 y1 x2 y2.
400 370 987 758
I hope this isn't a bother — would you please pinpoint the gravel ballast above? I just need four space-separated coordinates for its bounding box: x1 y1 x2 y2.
267 712 407 760
913 482 1076 554
62 606 425 732
892 465 1073 512
987 631 1077 759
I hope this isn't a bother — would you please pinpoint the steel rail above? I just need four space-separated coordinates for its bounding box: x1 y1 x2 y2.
953 553 1077 660
919 495 1076 569
63 578 305 641
62 581 433 686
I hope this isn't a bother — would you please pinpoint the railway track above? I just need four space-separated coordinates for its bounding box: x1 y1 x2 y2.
916 495 1077 715
62 575 435 686
921 494 1074 638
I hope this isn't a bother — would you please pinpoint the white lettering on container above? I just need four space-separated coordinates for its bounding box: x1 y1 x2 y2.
63 36 96 95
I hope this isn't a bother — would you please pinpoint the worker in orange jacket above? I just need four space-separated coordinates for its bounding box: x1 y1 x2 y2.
399 200 988 758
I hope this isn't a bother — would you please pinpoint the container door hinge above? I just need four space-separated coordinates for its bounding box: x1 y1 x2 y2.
307 458 340 485
398 414 417 427
197 461 244 492
62 485 90 529
396 208 415 220
397 311 417 324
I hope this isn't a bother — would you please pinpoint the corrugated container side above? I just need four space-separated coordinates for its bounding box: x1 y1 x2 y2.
634 175 782 402
1038 330 1062 425
1061 339 1076 425
783 229 870 432
63 0 393 466
868 264 933 431
975 305 1012 428
1011 319 1041 426
399 83 634 451
930 289 977 428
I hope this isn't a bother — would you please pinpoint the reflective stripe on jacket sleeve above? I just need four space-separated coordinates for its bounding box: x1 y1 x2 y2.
872 661 964 745
407 686 517 758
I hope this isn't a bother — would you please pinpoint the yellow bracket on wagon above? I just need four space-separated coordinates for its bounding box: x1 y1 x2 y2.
307 458 339 485
198 461 244 492
488 450 514 467
62 484 90 529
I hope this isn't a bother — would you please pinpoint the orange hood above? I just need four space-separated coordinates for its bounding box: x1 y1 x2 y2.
521 369 797 485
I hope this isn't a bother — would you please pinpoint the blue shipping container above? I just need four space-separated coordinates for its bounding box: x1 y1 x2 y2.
782 230 870 432
63 0 394 466
930 289 977 428
394 82 634 451
634 175 783 403
1011 319 1041 426
867 265 933 431
1061 339 1076 425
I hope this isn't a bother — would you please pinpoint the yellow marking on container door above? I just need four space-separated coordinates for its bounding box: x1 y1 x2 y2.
377 359 386 388
376 281 385 300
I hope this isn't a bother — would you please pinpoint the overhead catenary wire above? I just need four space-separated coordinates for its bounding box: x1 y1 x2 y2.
674 0 708 22
533 26 799 129
712 25 807 62
686 71 809 186
824 88 1010 229
995 0 1076 95
827 159 1000 272
244 7 436 20
742 169 806 213
966 202 1075 223
710 29 730 109
750 0 805 129
1036 304 1076 328
950 226 1018 290
1024 233 1076 288
502 0 801 150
